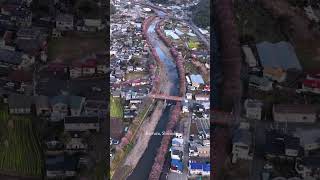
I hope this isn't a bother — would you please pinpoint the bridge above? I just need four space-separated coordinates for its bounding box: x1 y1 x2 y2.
149 94 184 101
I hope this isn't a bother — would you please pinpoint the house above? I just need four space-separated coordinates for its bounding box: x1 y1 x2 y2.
294 128 320 152
0 49 23 68
15 27 47 56
186 93 192 100
170 159 183 174
69 63 82 78
182 105 189 113
273 104 319 123
8 69 33 84
249 75 273 91
197 144 210 157
194 94 209 101
95 53 107 74
83 18 103 31
171 149 183 160
64 116 100 132
172 137 183 147
244 99 263 120
65 135 88 153
56 14 74 31
242 45 257 67
8 94 33 114
70 59 96 78
232 128 253 163
265 130 302 160
50 96 68 122
302 78 320 94
82 59 96 76
84 99 107 118
46 154 78 178
263 67 287 82
190 74 204 88
34 95 50 116
295 156 320 178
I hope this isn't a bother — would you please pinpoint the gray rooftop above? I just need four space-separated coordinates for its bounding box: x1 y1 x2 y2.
8 94 33 109
256 41 302 70
0 49 23 65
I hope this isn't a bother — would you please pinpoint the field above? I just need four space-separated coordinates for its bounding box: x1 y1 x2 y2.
0 111 43 177
110 96 123 119
48 32 106 62
188 40 200 49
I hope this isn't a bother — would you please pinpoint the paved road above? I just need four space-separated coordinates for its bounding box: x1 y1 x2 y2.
182 114 192 174
167 172 187 180
187 20 210 49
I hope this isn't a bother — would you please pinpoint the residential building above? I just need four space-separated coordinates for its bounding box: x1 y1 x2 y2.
294 128 320 152
46 154 78 178
295 156 320 178
65 136 88 153
50 96 68 122
244 99 263 120
56 14 74 31
64 116 100 132
232 128 253 163
197 144 210 157
8 94 33 114
84 99 107 118
34 95 50 116
194 94 209 101
273 104 319 123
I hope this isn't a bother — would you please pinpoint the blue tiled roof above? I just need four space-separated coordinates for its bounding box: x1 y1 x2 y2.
190 162 210 171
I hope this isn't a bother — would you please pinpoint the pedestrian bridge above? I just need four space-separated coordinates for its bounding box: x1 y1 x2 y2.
149 93 184 101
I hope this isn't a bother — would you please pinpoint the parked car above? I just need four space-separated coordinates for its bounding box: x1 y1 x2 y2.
112 139 119 145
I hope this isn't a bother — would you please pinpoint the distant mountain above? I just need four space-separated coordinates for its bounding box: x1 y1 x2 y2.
192 0 210 28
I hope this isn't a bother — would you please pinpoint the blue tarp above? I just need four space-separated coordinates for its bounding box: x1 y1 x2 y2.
171 159 183 171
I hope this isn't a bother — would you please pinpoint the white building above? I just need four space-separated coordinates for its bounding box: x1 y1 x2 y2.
242 45 257 67
232 129 253 163
244 99 263 120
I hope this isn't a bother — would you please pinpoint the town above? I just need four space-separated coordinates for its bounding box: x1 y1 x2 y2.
213 0 320 180
110 0 210 179
0 0 107 179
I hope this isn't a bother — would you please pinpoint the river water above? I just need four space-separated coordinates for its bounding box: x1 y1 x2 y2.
127 18 180 180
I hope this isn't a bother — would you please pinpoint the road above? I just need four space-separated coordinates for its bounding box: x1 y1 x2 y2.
187 20 210 49
182 114 192 174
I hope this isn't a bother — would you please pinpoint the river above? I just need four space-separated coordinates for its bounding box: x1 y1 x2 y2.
127 18 180 180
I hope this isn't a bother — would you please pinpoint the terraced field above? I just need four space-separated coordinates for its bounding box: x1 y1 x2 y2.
0 111 43 177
